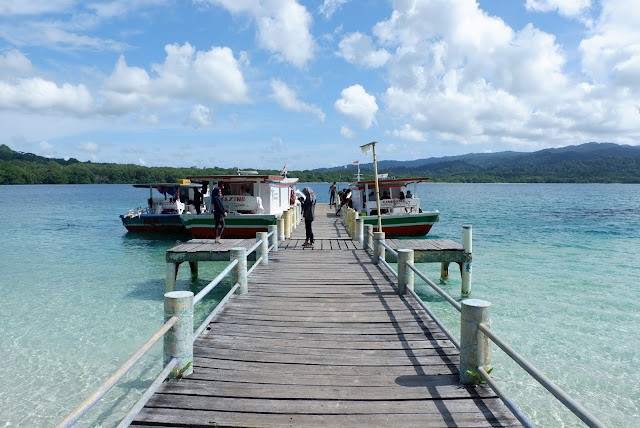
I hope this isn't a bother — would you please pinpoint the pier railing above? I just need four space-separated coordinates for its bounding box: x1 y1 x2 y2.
370 229 605 428
56 229 277 428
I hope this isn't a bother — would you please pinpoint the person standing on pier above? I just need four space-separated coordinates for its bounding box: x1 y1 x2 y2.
212 187 227 243
329 182 337 206
302 187 316 248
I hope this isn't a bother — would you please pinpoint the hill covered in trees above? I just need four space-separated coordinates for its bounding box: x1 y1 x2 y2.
319 142 640 183
1 142 640 184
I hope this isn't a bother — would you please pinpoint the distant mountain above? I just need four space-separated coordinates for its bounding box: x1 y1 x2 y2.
318 142 640 183
2 142 640 184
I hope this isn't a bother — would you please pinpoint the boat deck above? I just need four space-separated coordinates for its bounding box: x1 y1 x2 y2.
132 204 520 427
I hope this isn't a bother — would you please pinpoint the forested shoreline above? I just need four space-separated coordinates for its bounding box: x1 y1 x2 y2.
2 143 639 184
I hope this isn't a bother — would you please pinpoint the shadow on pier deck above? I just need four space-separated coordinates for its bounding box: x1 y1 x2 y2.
131 204 521 428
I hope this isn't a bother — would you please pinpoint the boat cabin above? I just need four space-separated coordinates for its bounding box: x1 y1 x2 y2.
187 173 299 216
349 178 429 215
130 181 209 216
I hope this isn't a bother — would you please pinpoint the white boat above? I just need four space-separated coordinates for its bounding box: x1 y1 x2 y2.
120 181 208 233
180 172 299 238
345 177 439 237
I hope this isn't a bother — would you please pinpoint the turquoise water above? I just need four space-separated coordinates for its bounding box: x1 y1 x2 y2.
0 183 638 427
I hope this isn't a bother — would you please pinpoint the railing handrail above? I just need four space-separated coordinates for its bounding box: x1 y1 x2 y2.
374 241 605 428
247 240 262 254
117 357 178 428
55 315 179 428
407 287 460 349
247 231 271 255
60 231 275 427
407 263 462 312
477 323 605 428
192 259 238 305
477 366 536 428
377 255 398 279
193 283 240 340
378 240 398 257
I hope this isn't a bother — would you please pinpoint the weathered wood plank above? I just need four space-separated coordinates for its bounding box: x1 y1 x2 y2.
133 407 521 428
137 203 521 428
194 357 458 376
143 394 513 416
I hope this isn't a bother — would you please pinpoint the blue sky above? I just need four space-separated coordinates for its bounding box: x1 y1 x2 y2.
1 0 638 170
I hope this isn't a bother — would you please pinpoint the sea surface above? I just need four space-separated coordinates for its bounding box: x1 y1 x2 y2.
0 183 638 427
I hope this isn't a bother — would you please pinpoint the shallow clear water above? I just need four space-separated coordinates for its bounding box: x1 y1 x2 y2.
0 183 638 427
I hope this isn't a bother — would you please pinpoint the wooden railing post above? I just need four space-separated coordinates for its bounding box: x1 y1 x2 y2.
363 224 373 250
355 217 364 242
230 247 248 294
397 249 414 295
292 207 297 229
277 217 285 241
344 208 350 234
350 210 357 237
164 291 194 376
256 231 268 266
268 224 278 251
373 232 385 265
461 225 472 297
460 299 491 385
284 210 291 239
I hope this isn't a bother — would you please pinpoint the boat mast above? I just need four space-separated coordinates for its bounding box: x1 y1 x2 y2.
360 142 382 232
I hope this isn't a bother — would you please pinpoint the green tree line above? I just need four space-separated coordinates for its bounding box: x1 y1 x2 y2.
2 144 640 184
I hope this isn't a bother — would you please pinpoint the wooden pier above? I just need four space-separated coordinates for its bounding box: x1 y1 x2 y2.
132 204 521 427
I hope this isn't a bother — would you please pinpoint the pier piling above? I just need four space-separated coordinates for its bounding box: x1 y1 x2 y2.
256 232 268 266
163 291 194 376
230 247 248 294
373 231 385 264
460 298 491 385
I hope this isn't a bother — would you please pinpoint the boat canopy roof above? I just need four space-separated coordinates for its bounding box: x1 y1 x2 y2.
350 177 430 188
187 175 298 186
132 183 203 189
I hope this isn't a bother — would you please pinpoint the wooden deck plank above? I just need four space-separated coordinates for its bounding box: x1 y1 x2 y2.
134 408 521 428
134 203 521 428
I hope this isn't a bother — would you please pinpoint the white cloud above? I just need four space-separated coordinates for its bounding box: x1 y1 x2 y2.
138 114 159 125
270 79 325 121
383 143 398 153
0 0 75 15
363 0 640 151
39 140 53 152
340 125 355 138
337 32 390 68
102 42 250 114
184 104 213 128
104 55 151 93
86 0 170 20
196 0 314 67
151 43 250 103
77 141 99 153
580 0 640 89
387 124 428 142
525 0 592 18
0 77 94 115
267 137 285 153
0 50 35 77
334 84 378 129
319 0 349 18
